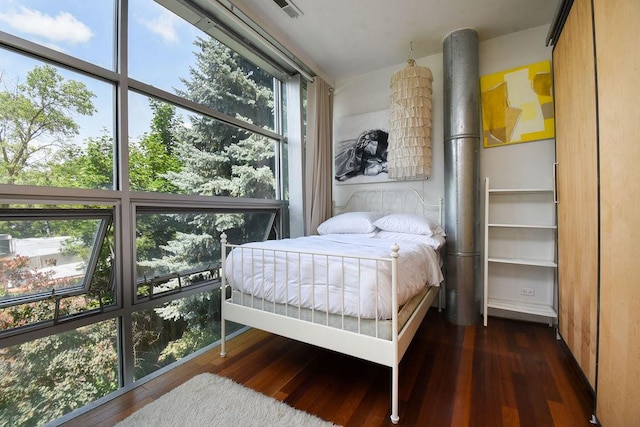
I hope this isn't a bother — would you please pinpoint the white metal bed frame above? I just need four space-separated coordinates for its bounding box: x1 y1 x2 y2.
219 188 444 424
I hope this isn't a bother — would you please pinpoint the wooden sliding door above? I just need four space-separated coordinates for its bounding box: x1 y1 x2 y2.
552 0 598 388
593 0 640 424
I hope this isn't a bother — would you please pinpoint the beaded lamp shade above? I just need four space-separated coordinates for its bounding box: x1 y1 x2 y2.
388 58 433 180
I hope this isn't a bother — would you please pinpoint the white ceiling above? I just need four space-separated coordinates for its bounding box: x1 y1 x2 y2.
232 0 559 84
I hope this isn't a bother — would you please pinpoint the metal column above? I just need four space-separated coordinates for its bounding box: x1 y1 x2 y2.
443 29 481 325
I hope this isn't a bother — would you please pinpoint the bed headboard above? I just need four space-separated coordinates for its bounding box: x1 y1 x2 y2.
334 188 444 227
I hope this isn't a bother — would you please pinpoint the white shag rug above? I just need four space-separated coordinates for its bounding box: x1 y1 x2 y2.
115 373 338 427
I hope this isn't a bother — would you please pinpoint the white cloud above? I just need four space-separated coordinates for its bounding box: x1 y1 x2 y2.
0 6 93 45
141 12 180 44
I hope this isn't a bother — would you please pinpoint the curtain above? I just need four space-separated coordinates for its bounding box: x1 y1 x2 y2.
304 77 333 235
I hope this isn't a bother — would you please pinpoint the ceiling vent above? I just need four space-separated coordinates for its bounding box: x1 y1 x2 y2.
272 0 303 18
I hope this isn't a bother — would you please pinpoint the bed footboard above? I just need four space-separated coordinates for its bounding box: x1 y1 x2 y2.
221 233 403 335
219 232 440 423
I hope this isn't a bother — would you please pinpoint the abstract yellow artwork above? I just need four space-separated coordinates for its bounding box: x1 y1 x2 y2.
480 60 554 148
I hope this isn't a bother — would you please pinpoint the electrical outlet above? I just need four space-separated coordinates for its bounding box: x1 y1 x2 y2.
521 287 535 296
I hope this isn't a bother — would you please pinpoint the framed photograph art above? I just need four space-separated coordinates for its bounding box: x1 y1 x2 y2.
334 109 391 185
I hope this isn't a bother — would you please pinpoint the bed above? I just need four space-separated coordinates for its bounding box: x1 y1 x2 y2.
219 189 445 424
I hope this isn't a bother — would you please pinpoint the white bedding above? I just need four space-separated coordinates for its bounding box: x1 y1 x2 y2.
224 234 443 319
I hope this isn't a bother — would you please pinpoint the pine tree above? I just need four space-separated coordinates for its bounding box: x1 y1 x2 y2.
137 38 281 364
167 36 277 203
154 37 279 262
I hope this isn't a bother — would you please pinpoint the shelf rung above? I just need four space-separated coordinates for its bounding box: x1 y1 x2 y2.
488 223 557 229
487 298 558 318
487 257 557 267
488 188 554 194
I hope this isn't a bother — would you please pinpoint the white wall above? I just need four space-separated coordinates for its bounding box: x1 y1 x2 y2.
479 25 555 189
332 25 555 322
333 24 554 206
332 51 445 207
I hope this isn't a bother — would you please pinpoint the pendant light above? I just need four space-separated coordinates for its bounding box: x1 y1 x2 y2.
388 43 433 180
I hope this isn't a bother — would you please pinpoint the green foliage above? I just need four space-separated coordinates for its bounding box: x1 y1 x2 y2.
0 320 118 427
179 38 274 129
157 327 218 365
0 65 96 185
132 289 225 379
1 34 280 426
50 131 114 190
130 100 183 193
135 214 184 273
170 37 276 200
155 288 217 327
155 38 278 276
86 228 116 307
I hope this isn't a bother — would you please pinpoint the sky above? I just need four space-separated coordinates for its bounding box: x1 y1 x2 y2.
0 0 202 142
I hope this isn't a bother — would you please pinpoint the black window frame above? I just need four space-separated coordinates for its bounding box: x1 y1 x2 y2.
132 206 278 303
0 208 113 309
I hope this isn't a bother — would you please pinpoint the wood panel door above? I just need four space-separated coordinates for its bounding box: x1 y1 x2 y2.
593 0 640 424
552 0 599 388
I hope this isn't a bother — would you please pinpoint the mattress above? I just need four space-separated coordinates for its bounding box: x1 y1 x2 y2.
224 234 443 319
229 285 439 340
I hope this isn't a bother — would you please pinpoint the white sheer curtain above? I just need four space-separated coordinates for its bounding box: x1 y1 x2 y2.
304 77 333 235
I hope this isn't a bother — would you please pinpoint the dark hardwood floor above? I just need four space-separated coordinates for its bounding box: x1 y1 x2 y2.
65 310 595 426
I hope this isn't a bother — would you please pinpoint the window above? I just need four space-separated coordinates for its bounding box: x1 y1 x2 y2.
128 0 277 131
0 51 115 189
0 1 116 70
0 319 119 426
0 207 115 336
135 209 275 300
0 0 304 424
132 289 242 380
128 93 278 198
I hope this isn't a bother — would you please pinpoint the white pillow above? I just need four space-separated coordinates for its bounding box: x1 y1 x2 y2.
374 213 444 236
316 212 383 235
374 230 446 250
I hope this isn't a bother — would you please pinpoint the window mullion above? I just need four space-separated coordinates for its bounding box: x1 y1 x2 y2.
116 0 136 389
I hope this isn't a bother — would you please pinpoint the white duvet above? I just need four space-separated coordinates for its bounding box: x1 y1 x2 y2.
223 234 444 319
